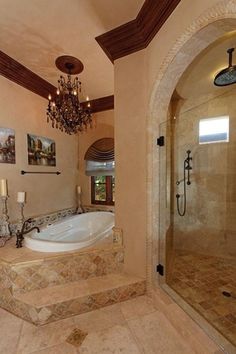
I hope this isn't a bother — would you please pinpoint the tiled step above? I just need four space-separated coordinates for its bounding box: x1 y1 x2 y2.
13 273 146 325
8 245 125 295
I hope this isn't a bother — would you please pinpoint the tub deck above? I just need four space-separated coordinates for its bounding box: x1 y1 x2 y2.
0 235 114 265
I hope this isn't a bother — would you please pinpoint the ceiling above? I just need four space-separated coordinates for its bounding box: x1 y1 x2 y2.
0 0 144 100
176 31 236 104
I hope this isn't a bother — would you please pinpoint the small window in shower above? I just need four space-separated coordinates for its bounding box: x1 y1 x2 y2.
199 116 229 144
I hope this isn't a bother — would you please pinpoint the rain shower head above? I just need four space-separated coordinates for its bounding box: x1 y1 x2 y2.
214 48 236 86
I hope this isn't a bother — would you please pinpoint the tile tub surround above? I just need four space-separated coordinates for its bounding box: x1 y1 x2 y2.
168 251 236 348
0 240 147 325
0 240 125 295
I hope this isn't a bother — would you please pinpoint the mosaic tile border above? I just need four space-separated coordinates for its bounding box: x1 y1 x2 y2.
9 205 114 236
9 207 77 235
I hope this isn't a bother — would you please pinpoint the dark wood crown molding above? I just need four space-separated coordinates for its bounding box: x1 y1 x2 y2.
95 0 182 62
0 50 114 113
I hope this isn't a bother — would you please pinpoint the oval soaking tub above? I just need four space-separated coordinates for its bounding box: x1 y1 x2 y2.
24 211 114 252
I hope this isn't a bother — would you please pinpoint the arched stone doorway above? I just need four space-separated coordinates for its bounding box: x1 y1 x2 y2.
146 0 236 289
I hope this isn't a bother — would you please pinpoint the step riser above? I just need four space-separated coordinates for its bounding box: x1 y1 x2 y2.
27 280 146 325
7 248 124 295
1 280 146 325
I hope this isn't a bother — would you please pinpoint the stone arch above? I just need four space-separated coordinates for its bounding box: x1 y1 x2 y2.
146 0 236 290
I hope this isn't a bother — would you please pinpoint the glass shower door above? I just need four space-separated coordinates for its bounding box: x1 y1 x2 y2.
158 106 236 351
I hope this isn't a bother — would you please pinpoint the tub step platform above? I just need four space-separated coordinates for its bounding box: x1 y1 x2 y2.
12 273 146 325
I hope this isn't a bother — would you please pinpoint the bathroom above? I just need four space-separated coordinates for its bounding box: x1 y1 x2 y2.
1 1 236 353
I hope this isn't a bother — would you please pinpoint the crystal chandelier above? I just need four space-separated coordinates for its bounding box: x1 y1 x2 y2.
47 56 92 135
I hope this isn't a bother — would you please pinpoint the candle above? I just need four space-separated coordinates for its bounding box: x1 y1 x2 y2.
0 179 7 197
17 192 25 203
77 186 81 194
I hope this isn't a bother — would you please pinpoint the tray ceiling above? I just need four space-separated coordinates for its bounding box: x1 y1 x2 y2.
0 0 144 100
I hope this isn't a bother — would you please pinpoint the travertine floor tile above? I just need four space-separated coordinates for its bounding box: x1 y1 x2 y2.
0 285 224 354
16 317 75 354
127 310 198 354
79 324 142 354
0 308 23 354
120 295 156 320
29 342 77 354
153 294 220 353
73 303 125 332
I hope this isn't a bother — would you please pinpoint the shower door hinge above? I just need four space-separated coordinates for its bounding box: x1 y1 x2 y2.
157 136 164 146
156 264 164 276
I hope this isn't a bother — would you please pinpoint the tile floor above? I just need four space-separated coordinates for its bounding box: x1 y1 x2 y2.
0 289 222 353
168 251 236 348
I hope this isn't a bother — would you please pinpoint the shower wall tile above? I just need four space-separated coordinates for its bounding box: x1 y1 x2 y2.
171 88 236 259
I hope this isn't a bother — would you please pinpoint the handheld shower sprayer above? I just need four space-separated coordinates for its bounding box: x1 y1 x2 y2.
176 150 193 216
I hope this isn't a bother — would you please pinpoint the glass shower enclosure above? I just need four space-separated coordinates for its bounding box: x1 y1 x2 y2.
158 91 236 349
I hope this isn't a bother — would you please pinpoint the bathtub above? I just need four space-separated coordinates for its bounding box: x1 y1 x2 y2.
24 211 114 252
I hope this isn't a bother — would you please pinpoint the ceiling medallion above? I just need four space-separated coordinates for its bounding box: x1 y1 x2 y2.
46 55 92 134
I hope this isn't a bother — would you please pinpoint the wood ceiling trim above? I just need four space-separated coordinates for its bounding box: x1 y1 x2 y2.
0 50 114 113
85 95 114 113
95 0 182 62
0 50 55 100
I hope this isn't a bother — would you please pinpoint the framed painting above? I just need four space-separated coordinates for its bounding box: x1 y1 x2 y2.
0 127 15 164
27 134 56 166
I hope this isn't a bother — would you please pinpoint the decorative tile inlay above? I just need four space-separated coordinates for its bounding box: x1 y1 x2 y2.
66 328 88 347
9 205 114 236
10 207 77 235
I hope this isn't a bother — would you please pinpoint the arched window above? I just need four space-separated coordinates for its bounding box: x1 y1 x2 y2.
85 138 115 205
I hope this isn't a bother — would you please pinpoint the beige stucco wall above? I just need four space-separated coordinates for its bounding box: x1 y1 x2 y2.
78 110 114 206
114 0 233 280
0 76 79 222
115 50 147 278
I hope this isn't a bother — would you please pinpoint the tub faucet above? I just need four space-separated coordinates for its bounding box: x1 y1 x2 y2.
16 218 40 248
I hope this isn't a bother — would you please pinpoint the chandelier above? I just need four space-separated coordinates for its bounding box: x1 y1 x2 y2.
46 55 92 134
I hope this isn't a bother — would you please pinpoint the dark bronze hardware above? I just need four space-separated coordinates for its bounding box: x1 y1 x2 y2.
157 136 165 146
21 170 61 175
16 218 40 248
156 264 164 276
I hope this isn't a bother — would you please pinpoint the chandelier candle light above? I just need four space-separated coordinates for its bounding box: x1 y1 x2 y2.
47 55 92 134
0 179 11 246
